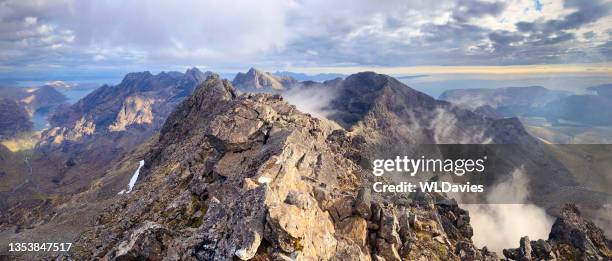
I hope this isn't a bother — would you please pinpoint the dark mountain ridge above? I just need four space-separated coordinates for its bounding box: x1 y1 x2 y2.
328 72 537 145
0 98 32 139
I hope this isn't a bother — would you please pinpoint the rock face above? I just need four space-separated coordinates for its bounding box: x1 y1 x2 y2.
503 204 611 260
46 67 210 141
0 98 33 139
74 74 364 260
232 67 297 92
0 68 210 229
0 85 67 135
36 67 211 185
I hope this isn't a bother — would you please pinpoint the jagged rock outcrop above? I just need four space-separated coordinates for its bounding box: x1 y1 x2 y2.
503 204 611 260
45 67 211 144
232 67 297 92
0 98 33 139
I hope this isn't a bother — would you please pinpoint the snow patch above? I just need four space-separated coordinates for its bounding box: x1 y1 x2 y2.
118 160 144 195
257 176 272 184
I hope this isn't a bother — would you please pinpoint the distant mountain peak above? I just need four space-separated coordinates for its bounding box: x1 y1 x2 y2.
185 67 202 76
232 67 297 91
184 67 209 82
246 67 260 74
124 71 153 80
327 71 535 144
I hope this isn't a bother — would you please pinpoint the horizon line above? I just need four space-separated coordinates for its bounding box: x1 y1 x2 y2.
278 63 612 75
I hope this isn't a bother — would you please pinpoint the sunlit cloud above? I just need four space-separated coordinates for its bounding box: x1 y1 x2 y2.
0 0 610 76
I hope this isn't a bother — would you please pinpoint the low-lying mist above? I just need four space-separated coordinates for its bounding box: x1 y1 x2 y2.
464 168 554 254
282 84 339 119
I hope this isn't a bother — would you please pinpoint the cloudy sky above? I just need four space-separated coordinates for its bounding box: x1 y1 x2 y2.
0 0 610 78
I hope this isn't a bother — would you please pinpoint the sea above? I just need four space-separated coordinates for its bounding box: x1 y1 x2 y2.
398 73 612 98
16 78 121 131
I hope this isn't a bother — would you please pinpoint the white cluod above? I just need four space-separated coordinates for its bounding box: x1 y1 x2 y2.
464 168 553 254
118 160 145 195
257 176 272 184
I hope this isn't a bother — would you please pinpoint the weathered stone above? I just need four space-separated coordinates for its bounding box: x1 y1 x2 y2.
375 238 401 261
457 214 469 227
330 196 355 223
106 222 178 260
408 212 418 228
284 190 312 210
354 187 372 218
519 236 533 260
378 207 401 246
371 202 383 223
398 210 412 242
367 221 380 230
336 216 368 247
533 239 552 258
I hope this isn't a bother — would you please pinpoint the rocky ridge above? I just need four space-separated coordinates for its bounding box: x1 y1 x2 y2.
503 205 611 260
71 75 611 260
0 72 609 260
45 67 210 145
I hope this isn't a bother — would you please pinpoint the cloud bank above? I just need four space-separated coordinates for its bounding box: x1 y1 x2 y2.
0 0 610 74
464 168 554 254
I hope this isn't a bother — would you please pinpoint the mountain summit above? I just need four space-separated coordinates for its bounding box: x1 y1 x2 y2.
232 67 297 91
326 72 536 145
